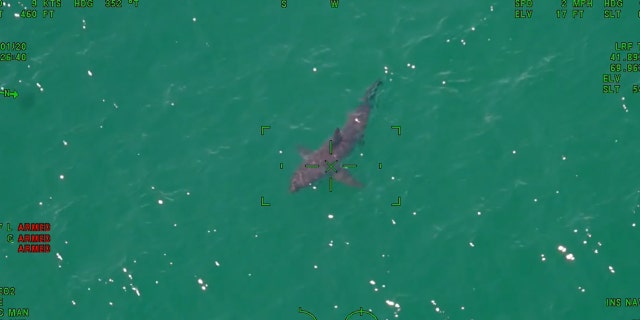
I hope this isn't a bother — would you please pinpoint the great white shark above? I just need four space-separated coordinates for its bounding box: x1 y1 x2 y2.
289 80 383 192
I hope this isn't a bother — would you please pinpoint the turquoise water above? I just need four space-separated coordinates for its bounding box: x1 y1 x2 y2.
1 1 640 319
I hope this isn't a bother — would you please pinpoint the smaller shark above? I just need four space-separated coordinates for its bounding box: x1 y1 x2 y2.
290 80 383 192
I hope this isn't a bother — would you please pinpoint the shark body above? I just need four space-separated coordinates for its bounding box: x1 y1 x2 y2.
289 80 383 192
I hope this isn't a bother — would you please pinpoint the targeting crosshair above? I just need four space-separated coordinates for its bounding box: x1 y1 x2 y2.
298 137 360 193
297 307 379 320
260 124 404 207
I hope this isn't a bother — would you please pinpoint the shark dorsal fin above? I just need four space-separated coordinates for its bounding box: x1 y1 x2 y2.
332 128 343 145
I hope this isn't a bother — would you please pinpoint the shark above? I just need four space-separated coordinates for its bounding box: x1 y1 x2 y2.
289 79 383 192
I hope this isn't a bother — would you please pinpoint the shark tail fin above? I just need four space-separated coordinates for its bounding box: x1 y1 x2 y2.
362 79 383 105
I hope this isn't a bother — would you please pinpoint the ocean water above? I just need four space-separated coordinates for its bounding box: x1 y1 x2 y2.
1 1 640 319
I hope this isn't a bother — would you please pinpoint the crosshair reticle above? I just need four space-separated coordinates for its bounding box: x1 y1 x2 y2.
259 124 404 207
294 137 361 193
297 307 379 320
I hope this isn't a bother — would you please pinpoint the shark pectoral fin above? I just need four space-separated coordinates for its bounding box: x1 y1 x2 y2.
333 170 363 188
332 128 343 145
297 146 313 159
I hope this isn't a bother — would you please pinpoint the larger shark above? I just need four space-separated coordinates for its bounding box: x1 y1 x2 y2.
289 80 383 192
